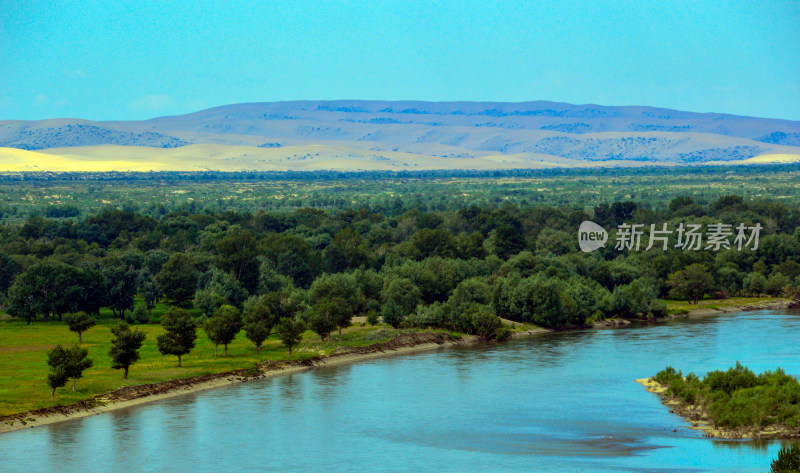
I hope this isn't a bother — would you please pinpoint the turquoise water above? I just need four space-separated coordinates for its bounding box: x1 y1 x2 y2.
2 310 800 472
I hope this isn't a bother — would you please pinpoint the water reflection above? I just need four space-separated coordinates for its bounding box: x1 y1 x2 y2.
3 310 800 472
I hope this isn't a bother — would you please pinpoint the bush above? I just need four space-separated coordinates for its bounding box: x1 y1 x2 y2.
648 299 668 318
494 326 512 342
470 311 503 341
125 304 150 325
770 444 800 473
653 363 800 430
611 278 656 318
406 302 444 328
365 310 381 326
585 309 606 325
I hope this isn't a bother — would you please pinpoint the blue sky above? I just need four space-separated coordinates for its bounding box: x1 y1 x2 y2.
1 0 799 121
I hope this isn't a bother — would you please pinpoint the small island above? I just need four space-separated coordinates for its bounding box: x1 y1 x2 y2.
639 363 800 439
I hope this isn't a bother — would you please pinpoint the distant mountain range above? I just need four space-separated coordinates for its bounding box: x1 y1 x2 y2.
2 101 800 170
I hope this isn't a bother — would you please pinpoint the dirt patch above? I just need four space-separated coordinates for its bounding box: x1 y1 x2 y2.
332 332 456 356
590 318 632 328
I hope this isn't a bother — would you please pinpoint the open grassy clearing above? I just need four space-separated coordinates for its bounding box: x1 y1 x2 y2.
0 316 441 416
664 297 788 315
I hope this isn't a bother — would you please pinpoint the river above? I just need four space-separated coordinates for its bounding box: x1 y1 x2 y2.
2 309 800 472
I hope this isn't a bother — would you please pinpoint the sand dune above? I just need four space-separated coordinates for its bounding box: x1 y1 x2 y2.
0 144 627 172
736 153 800 164
704 153 800 166
2 144 796 173
0 147 178 172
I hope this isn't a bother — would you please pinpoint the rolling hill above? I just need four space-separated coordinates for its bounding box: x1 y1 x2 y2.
2 101 800 171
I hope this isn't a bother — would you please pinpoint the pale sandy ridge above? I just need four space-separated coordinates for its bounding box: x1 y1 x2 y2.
2 144 796 172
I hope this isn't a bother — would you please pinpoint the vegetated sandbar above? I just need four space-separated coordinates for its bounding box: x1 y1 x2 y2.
636 377 800 440
638 356 800 440
0 299 788 435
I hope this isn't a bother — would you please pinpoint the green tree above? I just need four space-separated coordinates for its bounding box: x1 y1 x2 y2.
744 272 768 297
490 211 525 259
143 249 170 275
309 272 364 323
259 290 305 323
767 272 792 296
492 274 567 328
648 299 668 318
308 300 339 341
215 230 260 292
381 278 421 328
611 279 657 318
534 228 574 256
47 344 92 395
258 259 292 293
562 278 597 325
156 307 198 366
156 254 197 308
409 228 455 260
7 263 83 324
138 270 159 316
667 264 715 304
125 304 150 324
204 305 241 356
45 346 69 401
77 266 107 316
109 322 147 380
200 268 249 308
529 277 567 328
195 288 226 318
243 318 270 355
275 317 305 356
102 260 138 318
241 295 279 355
0 251 22 296
325 226 368 271
470 309 505 342
64 345 93 392
770 444 800 473
63 312 96 343
366 310 381 325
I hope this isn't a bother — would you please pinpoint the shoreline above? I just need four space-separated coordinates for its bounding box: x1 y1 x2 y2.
0 332 480 434
0 300 789 435
679 299 789 319
636 377 800 440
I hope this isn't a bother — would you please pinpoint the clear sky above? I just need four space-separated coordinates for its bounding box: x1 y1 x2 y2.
1 0 799 121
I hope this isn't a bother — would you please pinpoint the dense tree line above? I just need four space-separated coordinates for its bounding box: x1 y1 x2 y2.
1 194 799 341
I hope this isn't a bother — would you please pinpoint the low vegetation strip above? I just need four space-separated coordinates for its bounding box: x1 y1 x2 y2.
0 331 464 433
640 363 800 439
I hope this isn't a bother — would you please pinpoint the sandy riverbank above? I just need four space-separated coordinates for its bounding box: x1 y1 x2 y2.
1 300 790 435
595 299 791 326
681 299 790 318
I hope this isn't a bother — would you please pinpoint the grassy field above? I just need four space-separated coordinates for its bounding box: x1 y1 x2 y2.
0 296 788 417
0 315 432 417
664 297 788 314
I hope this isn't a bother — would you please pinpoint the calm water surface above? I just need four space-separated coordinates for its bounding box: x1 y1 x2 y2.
2 309 800 472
